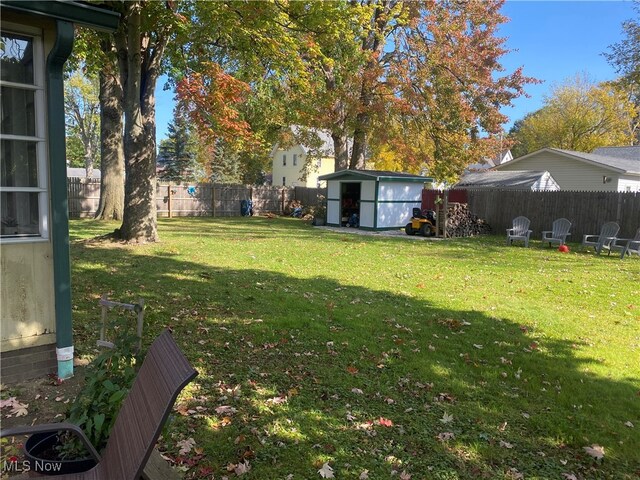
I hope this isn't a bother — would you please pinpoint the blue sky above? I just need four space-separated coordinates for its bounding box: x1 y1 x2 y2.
154 0 636 143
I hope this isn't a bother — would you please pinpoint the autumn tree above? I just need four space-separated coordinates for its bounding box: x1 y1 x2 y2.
64 70 100 177
283 0 534 181
509 76 638 154
604 0 640 143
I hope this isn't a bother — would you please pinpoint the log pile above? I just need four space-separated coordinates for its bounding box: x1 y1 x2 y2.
443 202 491 237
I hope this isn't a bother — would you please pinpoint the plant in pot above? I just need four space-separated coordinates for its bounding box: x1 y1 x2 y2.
311 195 327 226
24 321 142 475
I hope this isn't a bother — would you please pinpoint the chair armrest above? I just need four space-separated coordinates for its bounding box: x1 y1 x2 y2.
582 234 597 242
1 422 101 462
541 230 551 236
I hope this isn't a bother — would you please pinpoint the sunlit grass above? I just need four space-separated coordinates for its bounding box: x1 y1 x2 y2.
68 217 639 479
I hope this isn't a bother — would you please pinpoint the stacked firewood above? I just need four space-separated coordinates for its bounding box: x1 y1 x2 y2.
443 202 491 237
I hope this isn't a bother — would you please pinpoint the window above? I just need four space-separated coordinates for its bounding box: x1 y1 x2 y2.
293 154 297 166
282 154 286 166
282 177 286 186
1 29 47 241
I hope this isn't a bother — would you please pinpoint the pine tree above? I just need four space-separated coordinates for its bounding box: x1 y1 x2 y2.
157 109 197 182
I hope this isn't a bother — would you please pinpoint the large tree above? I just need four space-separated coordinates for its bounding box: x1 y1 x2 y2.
116 1 177 242
64 71 100 178
509 76 637 155
604 0 640 143
282 0 534 181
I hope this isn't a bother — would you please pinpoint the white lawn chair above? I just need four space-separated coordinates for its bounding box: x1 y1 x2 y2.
506 216 532 247
609 227 640 259
541 218 571 247
582 221 620 255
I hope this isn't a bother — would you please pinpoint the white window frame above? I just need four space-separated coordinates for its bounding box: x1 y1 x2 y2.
282 154 287 166
0 24 49 244
293 154 297 166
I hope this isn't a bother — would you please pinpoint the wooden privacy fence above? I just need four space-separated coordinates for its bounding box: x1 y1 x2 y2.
464 189 640 240
67 178 325 219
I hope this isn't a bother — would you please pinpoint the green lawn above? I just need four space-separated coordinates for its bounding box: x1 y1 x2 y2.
69 217 639 479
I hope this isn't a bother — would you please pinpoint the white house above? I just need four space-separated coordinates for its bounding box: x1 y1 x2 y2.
465 150 513 172
493 147 640 192
271 126 337 188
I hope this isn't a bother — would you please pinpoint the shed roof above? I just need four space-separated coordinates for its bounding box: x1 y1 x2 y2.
456 170 558 190
319 169 433 183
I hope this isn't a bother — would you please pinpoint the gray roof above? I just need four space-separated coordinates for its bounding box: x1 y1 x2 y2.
553 148 639 174
592 146 640 161
456 171 557 189
319 169 432 182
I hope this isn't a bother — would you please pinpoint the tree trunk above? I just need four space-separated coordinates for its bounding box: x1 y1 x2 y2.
332 133 349 171
95 58 124 221
119 2 158 243
349 123 368 170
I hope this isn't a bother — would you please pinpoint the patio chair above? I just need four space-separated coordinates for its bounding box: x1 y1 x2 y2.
609 227 640 259
582 221 620 255
506 216 532 247
0 330 197 480
541 218 571 247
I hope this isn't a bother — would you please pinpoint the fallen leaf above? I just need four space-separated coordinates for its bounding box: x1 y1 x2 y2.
499 440 514 449
351 388 364 395
436 432 455 442
234 461 251 476
624 421 634 428
359 470 369 479
583 444 605 460
473 344 484 349
399 471 412 480
215 405 237 415
318 462 334 478
440 412 454 424
346 366 359 375
378 417 393 427
176 437 196 456
562 474 578 480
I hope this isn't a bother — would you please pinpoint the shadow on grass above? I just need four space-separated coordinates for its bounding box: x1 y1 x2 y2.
68 223 639 480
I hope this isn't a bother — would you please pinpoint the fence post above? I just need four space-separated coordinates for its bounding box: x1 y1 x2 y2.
167 184 172 218
281 188 285 215
211 182 216 217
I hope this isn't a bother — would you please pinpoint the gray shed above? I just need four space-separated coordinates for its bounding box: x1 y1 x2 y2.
318 170 433 230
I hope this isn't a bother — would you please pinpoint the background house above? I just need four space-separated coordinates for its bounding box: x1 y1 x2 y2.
493 147 640 191
271 126 337 187
455 171 560 191
465 150 513 172
67 167 101 179
1 1 118 383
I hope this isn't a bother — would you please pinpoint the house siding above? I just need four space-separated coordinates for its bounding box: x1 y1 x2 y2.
619 175 640 192
1 13 57 356
497 151 621 191
271 145 334 188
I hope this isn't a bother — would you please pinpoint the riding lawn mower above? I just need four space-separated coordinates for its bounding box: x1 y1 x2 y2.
405 207 437 237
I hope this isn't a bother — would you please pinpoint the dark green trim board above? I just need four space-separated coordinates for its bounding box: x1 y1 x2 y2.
373 179 379 229
47 20 75 378
1 1 119 31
